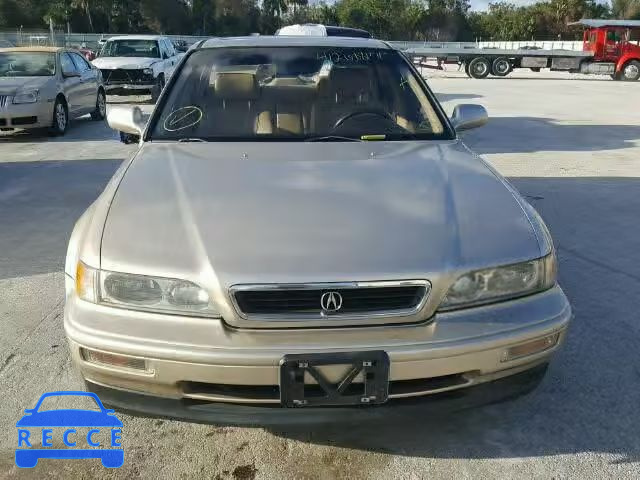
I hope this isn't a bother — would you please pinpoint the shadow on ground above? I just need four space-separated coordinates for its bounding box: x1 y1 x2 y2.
268 177 640 464
463 116 640 153
0 158 123 279
0 116 119 144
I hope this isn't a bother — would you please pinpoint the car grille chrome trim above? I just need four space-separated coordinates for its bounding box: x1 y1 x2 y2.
0 95 10 110
100 68 154 85
229 280 431 321
180 373 471 404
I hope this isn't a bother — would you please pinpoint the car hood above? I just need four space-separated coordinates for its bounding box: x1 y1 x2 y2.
0 76 50 95
92 57 158 69
101 141 541 291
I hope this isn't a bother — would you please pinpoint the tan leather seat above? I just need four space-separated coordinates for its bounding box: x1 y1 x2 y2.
206 72 274 135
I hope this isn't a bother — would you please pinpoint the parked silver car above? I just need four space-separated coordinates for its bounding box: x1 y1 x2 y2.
65 36 571 424
0 47 106 135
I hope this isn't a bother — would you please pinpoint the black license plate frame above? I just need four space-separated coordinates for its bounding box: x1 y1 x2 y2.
279 351 390 407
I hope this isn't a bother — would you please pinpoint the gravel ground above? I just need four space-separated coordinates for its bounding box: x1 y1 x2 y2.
1 73 640 479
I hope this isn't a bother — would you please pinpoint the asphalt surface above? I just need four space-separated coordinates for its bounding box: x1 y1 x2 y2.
1 73 640 479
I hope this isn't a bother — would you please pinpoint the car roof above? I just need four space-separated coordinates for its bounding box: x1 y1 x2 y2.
0 46 63 53
106 35 166 41
200 35 389 50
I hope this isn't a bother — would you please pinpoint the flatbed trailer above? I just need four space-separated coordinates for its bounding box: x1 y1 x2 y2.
389 19 640 81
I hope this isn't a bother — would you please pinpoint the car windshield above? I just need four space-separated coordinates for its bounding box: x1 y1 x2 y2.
37 395 101 412
150 46 449 141
0 52 55 77
100 39 160 58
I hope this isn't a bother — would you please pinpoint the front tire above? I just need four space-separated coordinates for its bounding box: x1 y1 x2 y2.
621 60 640 81
468 57 491 79
464 62 471 78
49 98 68 136
151 75 165 103
91 89 106 120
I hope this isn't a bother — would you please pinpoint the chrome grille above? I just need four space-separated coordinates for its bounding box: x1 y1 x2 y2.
230 280 430 320
100 68 153 85
0 95 9 110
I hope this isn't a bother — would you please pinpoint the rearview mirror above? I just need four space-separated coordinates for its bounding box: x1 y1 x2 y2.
63 70 80 78
450 104 488 132
107 105 147 137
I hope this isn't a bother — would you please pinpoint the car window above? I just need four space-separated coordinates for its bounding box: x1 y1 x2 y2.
70 52 90 72
60 53 77 75
0 52 55 76
162 39 173 57
150 46 449 142
606 30 621 42
99 39 161 58
37 395 101 412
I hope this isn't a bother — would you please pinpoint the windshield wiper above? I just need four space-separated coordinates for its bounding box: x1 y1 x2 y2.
305 135 363 142
177 138 207 143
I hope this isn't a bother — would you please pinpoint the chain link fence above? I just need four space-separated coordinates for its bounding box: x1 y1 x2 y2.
0 30 210 52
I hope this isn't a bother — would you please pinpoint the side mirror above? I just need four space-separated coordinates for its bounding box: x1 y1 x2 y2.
450 104 488 132
63 70 80 78
107 105 147 137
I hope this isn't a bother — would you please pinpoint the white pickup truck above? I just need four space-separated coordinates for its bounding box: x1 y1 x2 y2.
92 35 183 101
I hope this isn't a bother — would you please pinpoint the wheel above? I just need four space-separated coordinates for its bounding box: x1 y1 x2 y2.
49 98 68 136
621 60 640 81
468 57 491 79
151 75 165 102
90 89 106 120
491 57 512 77
464 62 471 77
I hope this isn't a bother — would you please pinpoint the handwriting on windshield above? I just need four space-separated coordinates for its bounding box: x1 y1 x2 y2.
163 106 203 132
316 50 384 64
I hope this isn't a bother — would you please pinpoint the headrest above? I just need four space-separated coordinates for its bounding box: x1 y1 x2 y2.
214 72 259 101
319 67 373 100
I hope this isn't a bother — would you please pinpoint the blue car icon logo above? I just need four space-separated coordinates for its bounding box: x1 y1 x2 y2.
16 391 123 468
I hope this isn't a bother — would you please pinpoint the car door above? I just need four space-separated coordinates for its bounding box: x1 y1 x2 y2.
59 52 83 117
69 52 98 114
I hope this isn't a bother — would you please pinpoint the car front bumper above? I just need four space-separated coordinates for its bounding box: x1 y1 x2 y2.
0 101 54 131
65 284 571 423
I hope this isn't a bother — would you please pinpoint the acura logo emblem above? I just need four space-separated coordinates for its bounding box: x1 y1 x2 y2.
320 291 343 313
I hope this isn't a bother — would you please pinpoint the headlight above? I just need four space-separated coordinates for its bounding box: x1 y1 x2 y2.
143 68 153 75
13 89 39 104
76 262 219 317
439 252 557 311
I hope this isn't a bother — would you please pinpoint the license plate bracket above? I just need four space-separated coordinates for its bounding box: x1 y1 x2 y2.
279 351 389 407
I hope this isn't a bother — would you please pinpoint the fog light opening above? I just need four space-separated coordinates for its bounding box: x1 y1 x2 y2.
80 347 152 373
501 333 560 362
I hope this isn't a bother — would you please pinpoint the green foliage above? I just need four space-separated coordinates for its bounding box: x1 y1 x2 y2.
0 0 619 40
472 0 611 41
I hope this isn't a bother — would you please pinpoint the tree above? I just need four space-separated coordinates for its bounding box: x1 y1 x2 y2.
612 0 640 19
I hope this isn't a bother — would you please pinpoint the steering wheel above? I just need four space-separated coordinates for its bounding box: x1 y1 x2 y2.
332 110 393 130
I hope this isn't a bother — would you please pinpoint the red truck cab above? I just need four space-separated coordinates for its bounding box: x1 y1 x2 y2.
577 19 640 80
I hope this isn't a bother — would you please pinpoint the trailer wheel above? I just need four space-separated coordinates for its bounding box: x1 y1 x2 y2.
621 60 640 81
491 57 512 77
464 62 471 78
468 57 490 79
